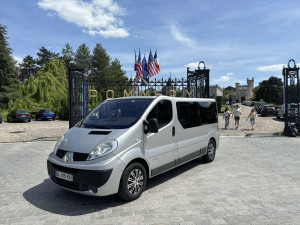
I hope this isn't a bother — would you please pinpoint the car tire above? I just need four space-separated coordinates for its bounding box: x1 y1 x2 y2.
203 139 216 163
53 118 55 121
28 119 31 122
118 162 147 202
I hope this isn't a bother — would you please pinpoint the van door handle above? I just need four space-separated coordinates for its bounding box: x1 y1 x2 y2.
172 126 175 136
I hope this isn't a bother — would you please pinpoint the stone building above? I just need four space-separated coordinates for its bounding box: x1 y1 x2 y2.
235 77 254 102
209 85 223 98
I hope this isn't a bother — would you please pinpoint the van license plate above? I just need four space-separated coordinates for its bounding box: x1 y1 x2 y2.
56 171 73 182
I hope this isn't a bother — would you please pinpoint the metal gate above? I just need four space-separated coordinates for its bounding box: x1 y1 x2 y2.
68 62 210 128
282 59 300 136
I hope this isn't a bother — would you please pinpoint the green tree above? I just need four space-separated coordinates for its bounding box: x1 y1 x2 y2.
36 46 59 67
254 76 283 103
90 43 110 80
74 43 91 69
61 43 74 69
9 59 68 114
0 24 20 108
18 55 37 81
108 59 127 80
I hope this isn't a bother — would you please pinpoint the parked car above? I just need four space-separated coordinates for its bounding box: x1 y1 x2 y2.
256 103 267 114
276 104 284 119
7 110 31 122
261 105 277 117
0 113 2 123
276 103 299 119
36 109 55 121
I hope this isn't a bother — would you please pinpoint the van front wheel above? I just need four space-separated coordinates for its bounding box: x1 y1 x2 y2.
118 163 147 201
203 139 216 163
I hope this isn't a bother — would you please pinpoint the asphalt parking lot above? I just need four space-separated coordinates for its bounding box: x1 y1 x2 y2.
0 136 299 225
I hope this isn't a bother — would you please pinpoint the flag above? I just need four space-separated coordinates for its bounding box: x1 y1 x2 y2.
134 50 137 71
135 50 143 82
154 50 160 73
148 50 157 78
142 55 148 79
141 55 149 86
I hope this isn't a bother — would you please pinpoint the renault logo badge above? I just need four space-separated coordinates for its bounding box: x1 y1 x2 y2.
63 152 74 162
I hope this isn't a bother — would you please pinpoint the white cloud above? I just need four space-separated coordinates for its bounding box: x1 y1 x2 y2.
226 72 233 76
214 76 230 82
170 24 196 49
38 0 129 38
256 64 285 71
13 56 23 64
185 62 212 70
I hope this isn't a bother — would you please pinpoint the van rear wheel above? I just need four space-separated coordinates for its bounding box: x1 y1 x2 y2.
203 139 216 163
118 162 147 201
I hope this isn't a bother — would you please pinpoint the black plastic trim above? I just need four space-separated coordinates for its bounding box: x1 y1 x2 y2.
47 160 112 190
151 160 176 177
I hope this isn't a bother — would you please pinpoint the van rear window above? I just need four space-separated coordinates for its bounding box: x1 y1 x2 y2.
176 101 218 129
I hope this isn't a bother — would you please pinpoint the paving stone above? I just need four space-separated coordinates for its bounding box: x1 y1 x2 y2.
0 136 299 224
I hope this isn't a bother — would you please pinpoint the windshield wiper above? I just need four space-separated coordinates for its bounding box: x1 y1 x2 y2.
81 122 110 129
93 125 111 129
80 122 96 128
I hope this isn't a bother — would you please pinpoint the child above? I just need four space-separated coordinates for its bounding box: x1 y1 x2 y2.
223 107 231 129
232 104 242 129
247 108 257 131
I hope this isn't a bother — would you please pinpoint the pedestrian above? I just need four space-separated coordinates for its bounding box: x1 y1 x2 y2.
223 107 231 129
246 108 257 131
232 104 242 129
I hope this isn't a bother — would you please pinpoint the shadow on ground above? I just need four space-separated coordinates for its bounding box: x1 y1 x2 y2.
23 158 205 216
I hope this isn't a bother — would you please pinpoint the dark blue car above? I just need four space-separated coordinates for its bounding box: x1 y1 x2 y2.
36 109 55 121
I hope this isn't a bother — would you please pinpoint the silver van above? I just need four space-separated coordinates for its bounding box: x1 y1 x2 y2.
47 96 219 201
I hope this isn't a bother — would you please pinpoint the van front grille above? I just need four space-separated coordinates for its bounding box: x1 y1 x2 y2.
56 149 67 158
73 153 89 161
56 149 89 161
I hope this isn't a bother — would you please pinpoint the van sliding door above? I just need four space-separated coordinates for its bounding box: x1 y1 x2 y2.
144 100 176 177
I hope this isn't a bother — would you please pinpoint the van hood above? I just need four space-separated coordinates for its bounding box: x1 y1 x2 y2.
58 127 127 154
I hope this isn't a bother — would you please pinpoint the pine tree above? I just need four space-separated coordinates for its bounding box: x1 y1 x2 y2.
36 46 59 67
90 43 110 80
74 43 91 69
61 43 74 69
0 24 20 108
18 55 37 81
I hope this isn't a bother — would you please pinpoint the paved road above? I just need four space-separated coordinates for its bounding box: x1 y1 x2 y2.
0 136 299 225
218 105 284 136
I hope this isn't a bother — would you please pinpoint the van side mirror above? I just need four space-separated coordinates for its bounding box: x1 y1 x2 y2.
144 118 159 134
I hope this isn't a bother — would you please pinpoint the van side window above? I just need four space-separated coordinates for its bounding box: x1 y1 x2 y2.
176 102 201 129
177 101 217 129
199 102 218 125
147 100 172 129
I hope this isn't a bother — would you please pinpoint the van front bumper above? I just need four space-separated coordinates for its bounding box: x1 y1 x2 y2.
47 160 113 192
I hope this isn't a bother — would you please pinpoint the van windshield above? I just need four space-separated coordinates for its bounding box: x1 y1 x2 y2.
81 98 154 129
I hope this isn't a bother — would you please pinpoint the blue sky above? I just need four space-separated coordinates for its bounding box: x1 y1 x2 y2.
1 0 300 87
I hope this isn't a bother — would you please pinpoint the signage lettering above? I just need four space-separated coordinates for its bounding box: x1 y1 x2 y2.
88 89 194 99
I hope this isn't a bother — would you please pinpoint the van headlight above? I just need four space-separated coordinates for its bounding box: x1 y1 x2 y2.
87 140 118 160
54 135 64 155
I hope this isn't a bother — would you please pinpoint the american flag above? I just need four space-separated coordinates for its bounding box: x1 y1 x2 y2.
134 50 137 71
135 50 143 82
147 50 158 78
154 50 160 73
